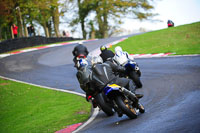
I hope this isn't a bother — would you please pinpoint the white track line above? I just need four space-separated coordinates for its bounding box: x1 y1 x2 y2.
73 107 100 133
0 75 84 96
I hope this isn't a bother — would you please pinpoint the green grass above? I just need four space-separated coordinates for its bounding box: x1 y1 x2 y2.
110 22 200 55
0 78 91 133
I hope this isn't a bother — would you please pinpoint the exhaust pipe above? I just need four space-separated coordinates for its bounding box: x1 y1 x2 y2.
120 87 138 102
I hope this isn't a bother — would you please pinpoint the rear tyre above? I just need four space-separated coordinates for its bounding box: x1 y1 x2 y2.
115 96 137 119
95 93 115 116
130 71 142 88
137 70 141 77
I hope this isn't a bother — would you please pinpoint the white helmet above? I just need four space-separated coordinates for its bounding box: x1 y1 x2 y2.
113 46 128 65
115 46 122 53
91 56 103 65
78 41 83 45
77 58 88 68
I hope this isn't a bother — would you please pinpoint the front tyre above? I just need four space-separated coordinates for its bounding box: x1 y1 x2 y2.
95 93 115 116
115 96 137 119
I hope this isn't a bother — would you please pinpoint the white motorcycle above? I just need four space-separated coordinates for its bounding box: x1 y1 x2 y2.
113 51 142 88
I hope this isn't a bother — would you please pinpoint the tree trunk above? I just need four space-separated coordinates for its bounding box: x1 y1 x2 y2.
95 0 109 38
89 21 95 39
11 26 14 39
78 0 87 39
0 27 2 40
47 21 52 37
96 9 104 38
91 31 95 39
23 21 28 37
81 19 86 39
52 7 60 37
42 22 49 38
103 13 108 38
16 7 24 37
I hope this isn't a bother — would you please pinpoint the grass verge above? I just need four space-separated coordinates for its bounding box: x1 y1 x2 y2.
0 78 91 133
110 22 200 55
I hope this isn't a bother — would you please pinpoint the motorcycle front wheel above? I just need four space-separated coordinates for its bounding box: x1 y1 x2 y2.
115 96 138 119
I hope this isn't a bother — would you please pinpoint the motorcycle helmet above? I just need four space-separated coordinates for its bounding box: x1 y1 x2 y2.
91 56 103 65
78 41 83 45
115 46 122 53
77 58 88 68
113 46 128 65
100 45 107 52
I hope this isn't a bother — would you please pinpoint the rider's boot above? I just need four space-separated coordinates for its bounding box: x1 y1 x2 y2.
130 88 143 99
137 103 145 113
135 94 143 99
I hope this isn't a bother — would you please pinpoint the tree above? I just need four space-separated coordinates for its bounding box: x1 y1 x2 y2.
0 0 17 39
95 0 155 38
73 0 156 39
29 0 52 37
33 0 72 37
89 20 95 39
52 2 60 37
77 0 95 39
68 0 96 39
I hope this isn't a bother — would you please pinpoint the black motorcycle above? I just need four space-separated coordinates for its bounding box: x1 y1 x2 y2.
124 60 142 88
102 84 145 119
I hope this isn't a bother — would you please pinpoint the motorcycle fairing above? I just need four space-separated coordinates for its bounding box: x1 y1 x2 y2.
125 61 136 71
104 84 120 95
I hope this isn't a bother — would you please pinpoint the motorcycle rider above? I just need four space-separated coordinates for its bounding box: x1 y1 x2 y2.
167 20 174 27
90 56 143 99
99 45 115 62
113 46 142 88
72 41 89 68
76 58 98 107
76 56 143 108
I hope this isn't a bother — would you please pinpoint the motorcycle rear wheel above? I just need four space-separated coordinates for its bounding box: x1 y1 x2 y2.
130 71 142 88
115 96 138 119
95 93 115 116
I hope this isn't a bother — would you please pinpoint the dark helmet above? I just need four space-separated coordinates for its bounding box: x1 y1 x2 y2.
100 45 107 52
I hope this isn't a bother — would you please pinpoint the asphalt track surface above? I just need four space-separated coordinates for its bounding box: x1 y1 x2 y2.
0 35 200 133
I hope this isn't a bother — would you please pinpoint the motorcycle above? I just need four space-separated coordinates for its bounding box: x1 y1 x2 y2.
76 54 86 60
75 54 88 68
124 60 142 88
103 84 145 119
76 58 115 116
113 54 142 88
